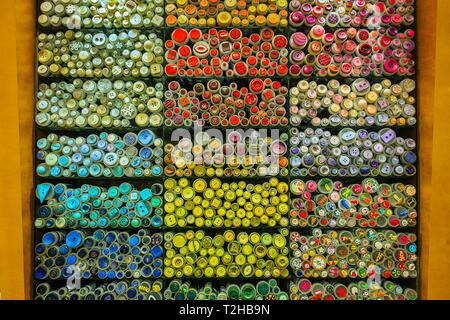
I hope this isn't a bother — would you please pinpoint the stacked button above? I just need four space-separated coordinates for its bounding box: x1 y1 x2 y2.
36 80 164 128
164 279 289 300
289 78 416 127
289 279 418 300
163 178 290 228
164 129 289 177
289 26 415 77
165 0 289 28
289 127 417 177
165 28 289 77
34 229 164 280
35 280 164 300
35 182 164 229
289 228 418 279
37 30 164 78
35 130 164 178
289 0 415 28
164 78 288 127
290 178 417 228
163 229 290 278
38 0 165 29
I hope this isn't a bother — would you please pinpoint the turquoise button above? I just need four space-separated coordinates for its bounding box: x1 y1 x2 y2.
152 166 162 175
89 186 101 197
51 143 61 152
86 134 97 144
98 217 108 228
136 201 150 217
113 166 124 177
50 166 62 177
37 184 52 204
108 208 119 218
119 183 131 194
89 164 102 176
92 199 102 208
108 187 119 198
36 138 49 149
78 167 88 177
36 165 48 176
80 193 89 202
140 188 152 201
66 196 81 210
115 140 124 149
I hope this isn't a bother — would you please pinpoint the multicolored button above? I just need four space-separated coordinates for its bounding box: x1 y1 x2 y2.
290 178 417 228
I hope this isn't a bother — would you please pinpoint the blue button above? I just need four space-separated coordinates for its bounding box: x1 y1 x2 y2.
139 147 152 159
98 257 109 268
80 144 90 154
91 150 102 161
42 232 57 246
129 235 139 247
151 246 163 258
34 267 47 280
67 255 77 265
97 140 107 149
65 230 84 248
72 153 83 163
58 245 69 256
98 270 107 279
138 129 154 146
153 268 162 278
127 288 137 299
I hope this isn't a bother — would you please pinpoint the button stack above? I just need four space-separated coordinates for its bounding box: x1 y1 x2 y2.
34 0 418 299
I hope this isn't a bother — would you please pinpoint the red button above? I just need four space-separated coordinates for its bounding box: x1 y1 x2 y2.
272 35 287 49
178 45 191 58
234 62 248 76
189 29 202 42
249 67 258 77
187 56 200 68
250 78 264 93
218 30 229 41
165 64 178 76
172 28 189 45
229 28 242 41
229 115 240 126
261 28 274 40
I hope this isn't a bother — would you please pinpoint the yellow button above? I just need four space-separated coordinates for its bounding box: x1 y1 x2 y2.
173 234 187 248
193 179 207 192
38 50 53 65
217 12 232 26
224 230 235 242
182 187 195 200
183 265 193 276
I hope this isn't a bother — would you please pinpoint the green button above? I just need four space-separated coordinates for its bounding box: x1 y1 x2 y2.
151 197 162 207
131 219 141 228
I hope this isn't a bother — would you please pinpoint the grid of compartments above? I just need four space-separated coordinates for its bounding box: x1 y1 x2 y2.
34 0 418 300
